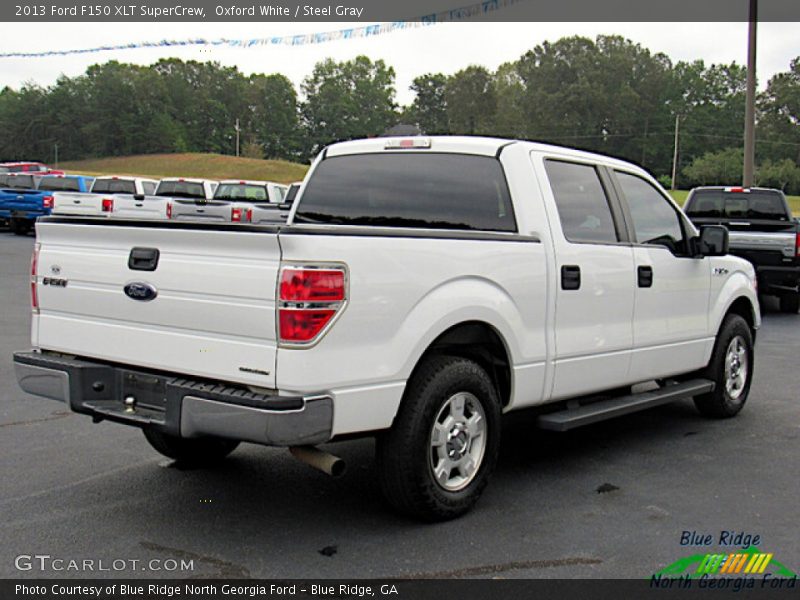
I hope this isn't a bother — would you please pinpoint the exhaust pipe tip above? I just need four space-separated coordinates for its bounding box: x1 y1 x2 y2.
289 445 346 478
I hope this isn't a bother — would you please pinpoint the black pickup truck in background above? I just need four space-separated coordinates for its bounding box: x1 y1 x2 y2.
684 186 800 313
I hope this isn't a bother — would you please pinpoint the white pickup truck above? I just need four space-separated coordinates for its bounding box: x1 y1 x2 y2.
110 178 218 220
169 179 289 223
53 176 159 216
14 137 759 521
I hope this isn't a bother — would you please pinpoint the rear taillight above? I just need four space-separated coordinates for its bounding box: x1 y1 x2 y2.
31 242 40 313
245 208 253 222
101 198 114 213
796 232 800 257
42 195 54 209
231 207 243 222
166 202 172 219
278 266 346 345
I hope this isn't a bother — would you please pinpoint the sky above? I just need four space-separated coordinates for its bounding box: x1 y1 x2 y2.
0 21 798 105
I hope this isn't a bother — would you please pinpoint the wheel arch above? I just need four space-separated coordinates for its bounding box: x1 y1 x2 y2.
407 320 513 408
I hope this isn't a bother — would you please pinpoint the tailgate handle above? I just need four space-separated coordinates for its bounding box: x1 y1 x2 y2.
128 247 160 271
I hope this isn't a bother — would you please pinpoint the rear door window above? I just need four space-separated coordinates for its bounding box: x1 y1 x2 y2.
545 160 619 244
296 153 516 231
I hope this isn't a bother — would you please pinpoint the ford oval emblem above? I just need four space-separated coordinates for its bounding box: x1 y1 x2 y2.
124 282 158 302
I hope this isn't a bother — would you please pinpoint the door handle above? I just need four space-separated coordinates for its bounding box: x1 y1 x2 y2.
561 265 581 290
638 265 653 288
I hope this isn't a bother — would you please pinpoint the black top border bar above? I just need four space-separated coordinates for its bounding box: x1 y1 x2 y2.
2 0 799 23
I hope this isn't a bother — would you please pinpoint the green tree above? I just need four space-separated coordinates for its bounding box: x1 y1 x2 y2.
249 73 301 160
408 73 449 134
301 56 397 156
445 65 496 135
683 147 744 186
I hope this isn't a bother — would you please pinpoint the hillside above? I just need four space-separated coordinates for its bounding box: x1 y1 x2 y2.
59 153 309 183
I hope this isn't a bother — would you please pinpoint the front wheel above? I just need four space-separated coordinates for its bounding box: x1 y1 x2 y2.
694 314 754 418
376 355 501 521
143 429 239 465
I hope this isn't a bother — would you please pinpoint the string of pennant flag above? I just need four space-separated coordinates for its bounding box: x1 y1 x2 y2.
0 0 523 59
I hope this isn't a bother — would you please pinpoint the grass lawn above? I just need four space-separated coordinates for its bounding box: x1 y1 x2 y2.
60 153 309 184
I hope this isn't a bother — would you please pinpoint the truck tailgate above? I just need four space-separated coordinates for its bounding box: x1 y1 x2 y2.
34 220 280 388
111 195 169 220
53 192 105 216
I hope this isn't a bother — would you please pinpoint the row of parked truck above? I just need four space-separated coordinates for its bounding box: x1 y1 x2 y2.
0 169 301 235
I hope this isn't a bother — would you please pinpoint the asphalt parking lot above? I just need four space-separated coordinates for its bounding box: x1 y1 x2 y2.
1 231 798 580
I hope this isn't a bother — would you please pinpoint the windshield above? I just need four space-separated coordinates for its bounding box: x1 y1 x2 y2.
686 189 790 221
92 178 136 194
155 180 206 199
214 183 269 203
38 177 83 192
296 153 517 232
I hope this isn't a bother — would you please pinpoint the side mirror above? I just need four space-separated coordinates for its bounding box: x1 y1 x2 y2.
133 194 145 201
696 225 729 257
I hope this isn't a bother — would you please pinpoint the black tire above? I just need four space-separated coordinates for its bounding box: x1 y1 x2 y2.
11 219 30 236
376 355 502 521
779 293 800 314
143 429 239 465
694 314 754 418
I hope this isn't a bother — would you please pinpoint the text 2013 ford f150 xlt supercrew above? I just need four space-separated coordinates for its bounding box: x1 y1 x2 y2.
14 137 760 520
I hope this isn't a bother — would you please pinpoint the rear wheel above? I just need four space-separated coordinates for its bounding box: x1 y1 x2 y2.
10 219 30 236
694 314 754 418
143 429 239 465
376 355 501 521
779 293 800 314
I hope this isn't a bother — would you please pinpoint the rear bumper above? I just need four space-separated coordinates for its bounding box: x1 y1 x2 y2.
13 351 332 446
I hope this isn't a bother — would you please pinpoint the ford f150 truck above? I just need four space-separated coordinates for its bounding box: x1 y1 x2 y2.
53 176 159 217
13 137 759 521
167 179 285 222
110 178 217 220
684 186 800 313
0 174 94 235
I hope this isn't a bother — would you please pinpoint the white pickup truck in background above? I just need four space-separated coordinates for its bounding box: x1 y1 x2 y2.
110 177 218 220
169 179 289 222
53 176 159 216
14 137 759 521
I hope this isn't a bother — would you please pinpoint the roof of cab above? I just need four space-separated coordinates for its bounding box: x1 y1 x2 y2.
325 135 649 174
218 179 285 187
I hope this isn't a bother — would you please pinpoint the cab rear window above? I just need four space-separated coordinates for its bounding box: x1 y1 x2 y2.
92 179 136 194
38 177 82 192
156 181 206 199
214 184 269 202
686 190 789 221
296 153 516 232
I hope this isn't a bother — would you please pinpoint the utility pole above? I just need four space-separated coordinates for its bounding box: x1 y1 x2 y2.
743 0 757 187
235 119 240 157
671 114 680 191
